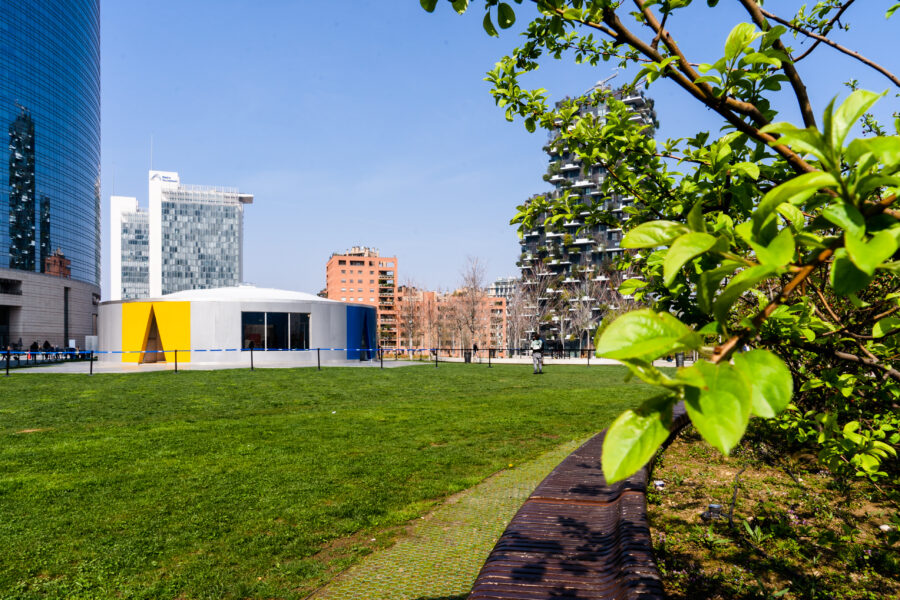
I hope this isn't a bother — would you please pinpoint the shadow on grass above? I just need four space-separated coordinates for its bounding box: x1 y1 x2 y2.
412 596 467 600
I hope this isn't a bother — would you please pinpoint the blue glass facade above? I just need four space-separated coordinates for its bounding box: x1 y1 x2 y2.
0 0 101 286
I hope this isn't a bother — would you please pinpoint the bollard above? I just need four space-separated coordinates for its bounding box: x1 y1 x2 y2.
174 349 178 373
675 351 684 368
317 348 321 371
89 351 93 375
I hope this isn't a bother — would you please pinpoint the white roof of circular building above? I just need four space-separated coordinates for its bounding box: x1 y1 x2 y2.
160 285 342 303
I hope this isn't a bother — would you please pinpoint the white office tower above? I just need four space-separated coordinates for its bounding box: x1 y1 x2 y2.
110 196 149 301
110 171 254 299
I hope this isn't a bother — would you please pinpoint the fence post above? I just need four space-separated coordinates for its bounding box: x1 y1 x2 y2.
434 348 438 368
488 347 492 368
174 349 178 373
675 351 684 368
317 348 321 371
380 347 384 369
587 346 590 367
89 351 94 375
250 346 254 371
6 349 9 377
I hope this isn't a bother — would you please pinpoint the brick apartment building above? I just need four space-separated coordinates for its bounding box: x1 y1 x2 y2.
325 246 398 348
396 285 506 355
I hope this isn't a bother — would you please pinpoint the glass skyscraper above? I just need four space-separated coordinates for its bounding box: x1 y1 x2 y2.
0 1 101 349
0 0 101 285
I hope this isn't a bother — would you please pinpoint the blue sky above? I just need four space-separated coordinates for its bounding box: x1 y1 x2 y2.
100 1 898 298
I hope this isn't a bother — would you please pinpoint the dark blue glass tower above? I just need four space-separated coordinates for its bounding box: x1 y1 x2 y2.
0 0 101 286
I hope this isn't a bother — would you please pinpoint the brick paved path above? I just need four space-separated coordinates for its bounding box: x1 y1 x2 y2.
310 437 588 600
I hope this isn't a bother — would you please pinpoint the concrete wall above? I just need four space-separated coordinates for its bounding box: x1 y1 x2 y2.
0 267 99 349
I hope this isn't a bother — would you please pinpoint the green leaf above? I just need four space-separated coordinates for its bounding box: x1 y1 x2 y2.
873 316 900 338
713 264 778 324
845 230 899 276
889 3 900 18
754 172 838 235
730 161 760 180
420 0 438 12
618 278 648 296
724 23 759 61
683 361 753 455
596 309 701 362
663 232 718 286
830 248 873 296
760 122 828 163
846 136 900 167
733 350 793 418
749 227 795 266
822 203 866 238
450 0 469 14
602 395 675 484
497 2 516 29
698 262 741 315
482 12 499 36
740 52 781 68
687 201 707 232
831 90 886 150
621 221 689 249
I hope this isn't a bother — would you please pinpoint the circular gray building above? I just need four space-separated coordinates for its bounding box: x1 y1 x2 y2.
98 286 378 366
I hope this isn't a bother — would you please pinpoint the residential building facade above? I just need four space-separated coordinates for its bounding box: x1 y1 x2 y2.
109 172 254 300
518 84 656 346
0 0 101 348
324 246 398 348
396 285 507 355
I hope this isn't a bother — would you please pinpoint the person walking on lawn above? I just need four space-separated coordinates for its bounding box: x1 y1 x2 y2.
530 333 544 374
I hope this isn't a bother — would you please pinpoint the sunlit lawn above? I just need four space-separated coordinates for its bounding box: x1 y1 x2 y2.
0 364 653 599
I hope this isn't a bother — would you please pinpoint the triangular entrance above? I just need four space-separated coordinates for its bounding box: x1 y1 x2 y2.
140 306 166 364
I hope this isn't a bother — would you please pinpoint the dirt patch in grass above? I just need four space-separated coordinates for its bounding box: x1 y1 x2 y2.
648 429 899 600
14 428 52 434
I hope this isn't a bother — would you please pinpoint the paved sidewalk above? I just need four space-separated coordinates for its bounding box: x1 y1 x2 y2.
310 437 589 600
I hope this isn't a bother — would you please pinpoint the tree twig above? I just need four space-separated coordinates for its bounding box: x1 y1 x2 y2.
792 0 857 62
761 8 900 88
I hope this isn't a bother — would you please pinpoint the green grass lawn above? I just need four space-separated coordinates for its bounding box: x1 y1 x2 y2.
0 364 651 600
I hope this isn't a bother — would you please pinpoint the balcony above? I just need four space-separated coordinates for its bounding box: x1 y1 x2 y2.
549 174 565 183
560 162 580 172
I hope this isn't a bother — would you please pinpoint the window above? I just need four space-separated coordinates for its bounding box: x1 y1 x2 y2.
242 312 265 349
290 313 309 349
369 297 375 302
242 311 310 350
266 312 288 350
338 259 346 265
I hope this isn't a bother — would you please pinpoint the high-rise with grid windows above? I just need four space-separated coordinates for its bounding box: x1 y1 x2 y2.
109 171 253 300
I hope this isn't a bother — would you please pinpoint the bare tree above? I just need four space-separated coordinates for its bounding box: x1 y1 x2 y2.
456 256 487 351
505 280 528 353
397 281 422 352
520 261 556 340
